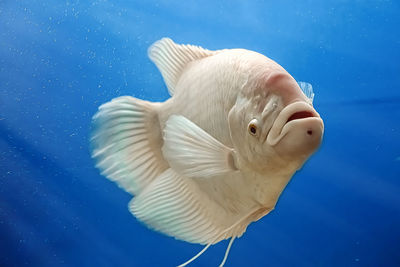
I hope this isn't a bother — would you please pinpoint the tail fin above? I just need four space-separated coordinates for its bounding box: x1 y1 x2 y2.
90 96 168 195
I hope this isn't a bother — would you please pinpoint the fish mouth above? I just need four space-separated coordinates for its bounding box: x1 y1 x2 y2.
286 110 316 123
266 101 322 146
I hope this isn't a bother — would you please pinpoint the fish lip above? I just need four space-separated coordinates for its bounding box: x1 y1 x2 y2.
266 101 321 146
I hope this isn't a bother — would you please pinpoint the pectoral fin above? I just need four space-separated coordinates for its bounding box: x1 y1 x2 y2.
298 81 315 104
162 115 238 178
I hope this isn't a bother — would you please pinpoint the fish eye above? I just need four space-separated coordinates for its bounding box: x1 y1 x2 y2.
248 119 259 136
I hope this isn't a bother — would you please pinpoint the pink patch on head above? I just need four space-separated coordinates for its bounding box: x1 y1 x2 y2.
264 72 308 105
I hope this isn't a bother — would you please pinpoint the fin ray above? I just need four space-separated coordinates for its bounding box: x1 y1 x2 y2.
91 96 168 195
148 38 218 95
297 81 315 104
130 168 227 244
162 115 237 178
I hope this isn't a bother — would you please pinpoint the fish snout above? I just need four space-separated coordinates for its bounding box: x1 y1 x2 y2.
276 116 323 159
266 101 324 159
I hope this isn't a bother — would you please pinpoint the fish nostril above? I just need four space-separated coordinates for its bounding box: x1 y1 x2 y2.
307 130 313 135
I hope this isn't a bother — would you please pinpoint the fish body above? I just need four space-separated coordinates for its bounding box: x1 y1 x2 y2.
91 38 324 266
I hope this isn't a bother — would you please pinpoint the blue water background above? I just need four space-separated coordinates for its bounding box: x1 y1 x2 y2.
1 1 399 266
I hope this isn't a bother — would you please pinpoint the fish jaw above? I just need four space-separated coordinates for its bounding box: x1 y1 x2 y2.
266 101 324 162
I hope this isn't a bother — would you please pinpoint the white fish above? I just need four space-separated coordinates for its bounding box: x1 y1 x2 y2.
90 38 324 266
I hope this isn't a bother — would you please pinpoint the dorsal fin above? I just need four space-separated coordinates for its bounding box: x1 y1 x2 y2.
148 38 218 95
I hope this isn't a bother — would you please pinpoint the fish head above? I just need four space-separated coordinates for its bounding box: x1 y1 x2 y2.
228 70 324 174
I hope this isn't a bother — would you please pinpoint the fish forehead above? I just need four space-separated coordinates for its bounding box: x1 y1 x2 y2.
263 72 308 105
223 51 308 107
178 48 288 98
246 73 304 101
